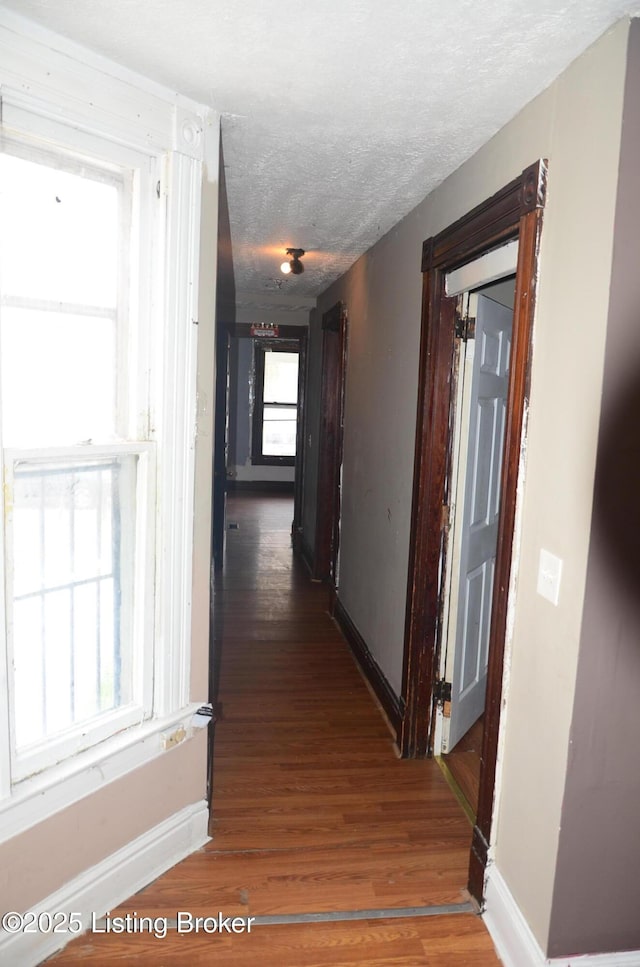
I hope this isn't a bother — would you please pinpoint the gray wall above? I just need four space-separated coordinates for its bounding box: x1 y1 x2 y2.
215 140 236 323
227 335 252 470
315 244 422 697
548 19 640 956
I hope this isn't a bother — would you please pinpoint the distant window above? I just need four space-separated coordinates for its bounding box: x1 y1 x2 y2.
251 345 299 466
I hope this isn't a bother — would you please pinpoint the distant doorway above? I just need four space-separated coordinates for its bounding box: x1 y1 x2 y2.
213 322 307 569
251 345 300 469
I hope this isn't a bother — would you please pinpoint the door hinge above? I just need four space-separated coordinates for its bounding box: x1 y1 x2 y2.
454 312 476 341
433 679 452 704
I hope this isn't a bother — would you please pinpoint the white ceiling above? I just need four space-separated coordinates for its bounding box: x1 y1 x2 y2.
3 0 639 307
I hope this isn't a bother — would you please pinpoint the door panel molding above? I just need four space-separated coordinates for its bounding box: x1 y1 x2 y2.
400 160 547 904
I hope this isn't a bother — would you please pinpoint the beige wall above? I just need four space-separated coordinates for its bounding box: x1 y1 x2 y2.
490 22 627 946
547 19 640 955
0 732 207 913
314 19 629 948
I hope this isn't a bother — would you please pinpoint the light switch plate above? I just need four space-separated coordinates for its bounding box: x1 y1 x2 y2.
537 548 563 606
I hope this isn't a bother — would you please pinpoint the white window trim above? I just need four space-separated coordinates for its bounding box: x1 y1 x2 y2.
152 149 202 717
0 29 215 838
0 700 204 845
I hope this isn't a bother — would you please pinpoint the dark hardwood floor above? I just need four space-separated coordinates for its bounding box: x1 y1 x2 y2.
50 491 501 965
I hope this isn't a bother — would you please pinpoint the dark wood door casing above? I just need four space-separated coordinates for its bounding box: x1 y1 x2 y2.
292 333 308 539
400 161 547 904
212 323 230 571
313 302 348 585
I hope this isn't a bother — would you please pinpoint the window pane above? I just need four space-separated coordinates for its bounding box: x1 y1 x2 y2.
1 307 115 446
11 456 136 751
263 351 299 404
0 152 119 307
262 405 297 457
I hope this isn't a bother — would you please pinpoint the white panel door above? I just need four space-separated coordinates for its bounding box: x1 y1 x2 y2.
445 294 512 750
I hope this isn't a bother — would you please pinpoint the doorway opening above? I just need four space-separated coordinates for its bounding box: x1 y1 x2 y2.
400 160 547 904
435 277 516 823
212 322 308 572
251 344 300 468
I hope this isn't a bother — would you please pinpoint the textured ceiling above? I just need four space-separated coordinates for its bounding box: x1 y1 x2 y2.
4 0 640 306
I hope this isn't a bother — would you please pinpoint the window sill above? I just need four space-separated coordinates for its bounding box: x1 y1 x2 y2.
0 701 204 845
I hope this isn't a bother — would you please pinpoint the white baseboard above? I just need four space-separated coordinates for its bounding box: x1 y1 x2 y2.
483 865 546 967
483 866 640 967
0 799 210 967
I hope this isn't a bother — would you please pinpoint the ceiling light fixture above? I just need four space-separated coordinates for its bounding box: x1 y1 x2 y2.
280 247 305 275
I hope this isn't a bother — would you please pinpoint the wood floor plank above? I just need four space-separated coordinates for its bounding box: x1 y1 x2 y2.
49 914 499 966
49 492 500 965
441 715 484 816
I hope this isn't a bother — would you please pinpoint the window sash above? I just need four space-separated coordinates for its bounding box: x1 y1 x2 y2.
3 444 156 783
0 136 139 446
0 115 160 790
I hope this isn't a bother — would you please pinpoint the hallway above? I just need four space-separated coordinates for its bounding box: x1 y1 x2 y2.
51 492 501 965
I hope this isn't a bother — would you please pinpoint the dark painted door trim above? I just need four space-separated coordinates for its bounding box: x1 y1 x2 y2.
400 160 547 904
212 323 230 571
312 302 348 585
292 333 308 540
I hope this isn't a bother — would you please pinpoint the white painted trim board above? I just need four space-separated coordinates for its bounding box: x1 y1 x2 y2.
484 866 640 967
445 240 518 296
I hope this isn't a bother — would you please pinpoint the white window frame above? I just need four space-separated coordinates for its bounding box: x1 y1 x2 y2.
0 76 207 840
0 115 160 780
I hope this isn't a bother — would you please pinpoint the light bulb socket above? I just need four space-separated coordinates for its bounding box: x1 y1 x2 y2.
281 247 305 275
